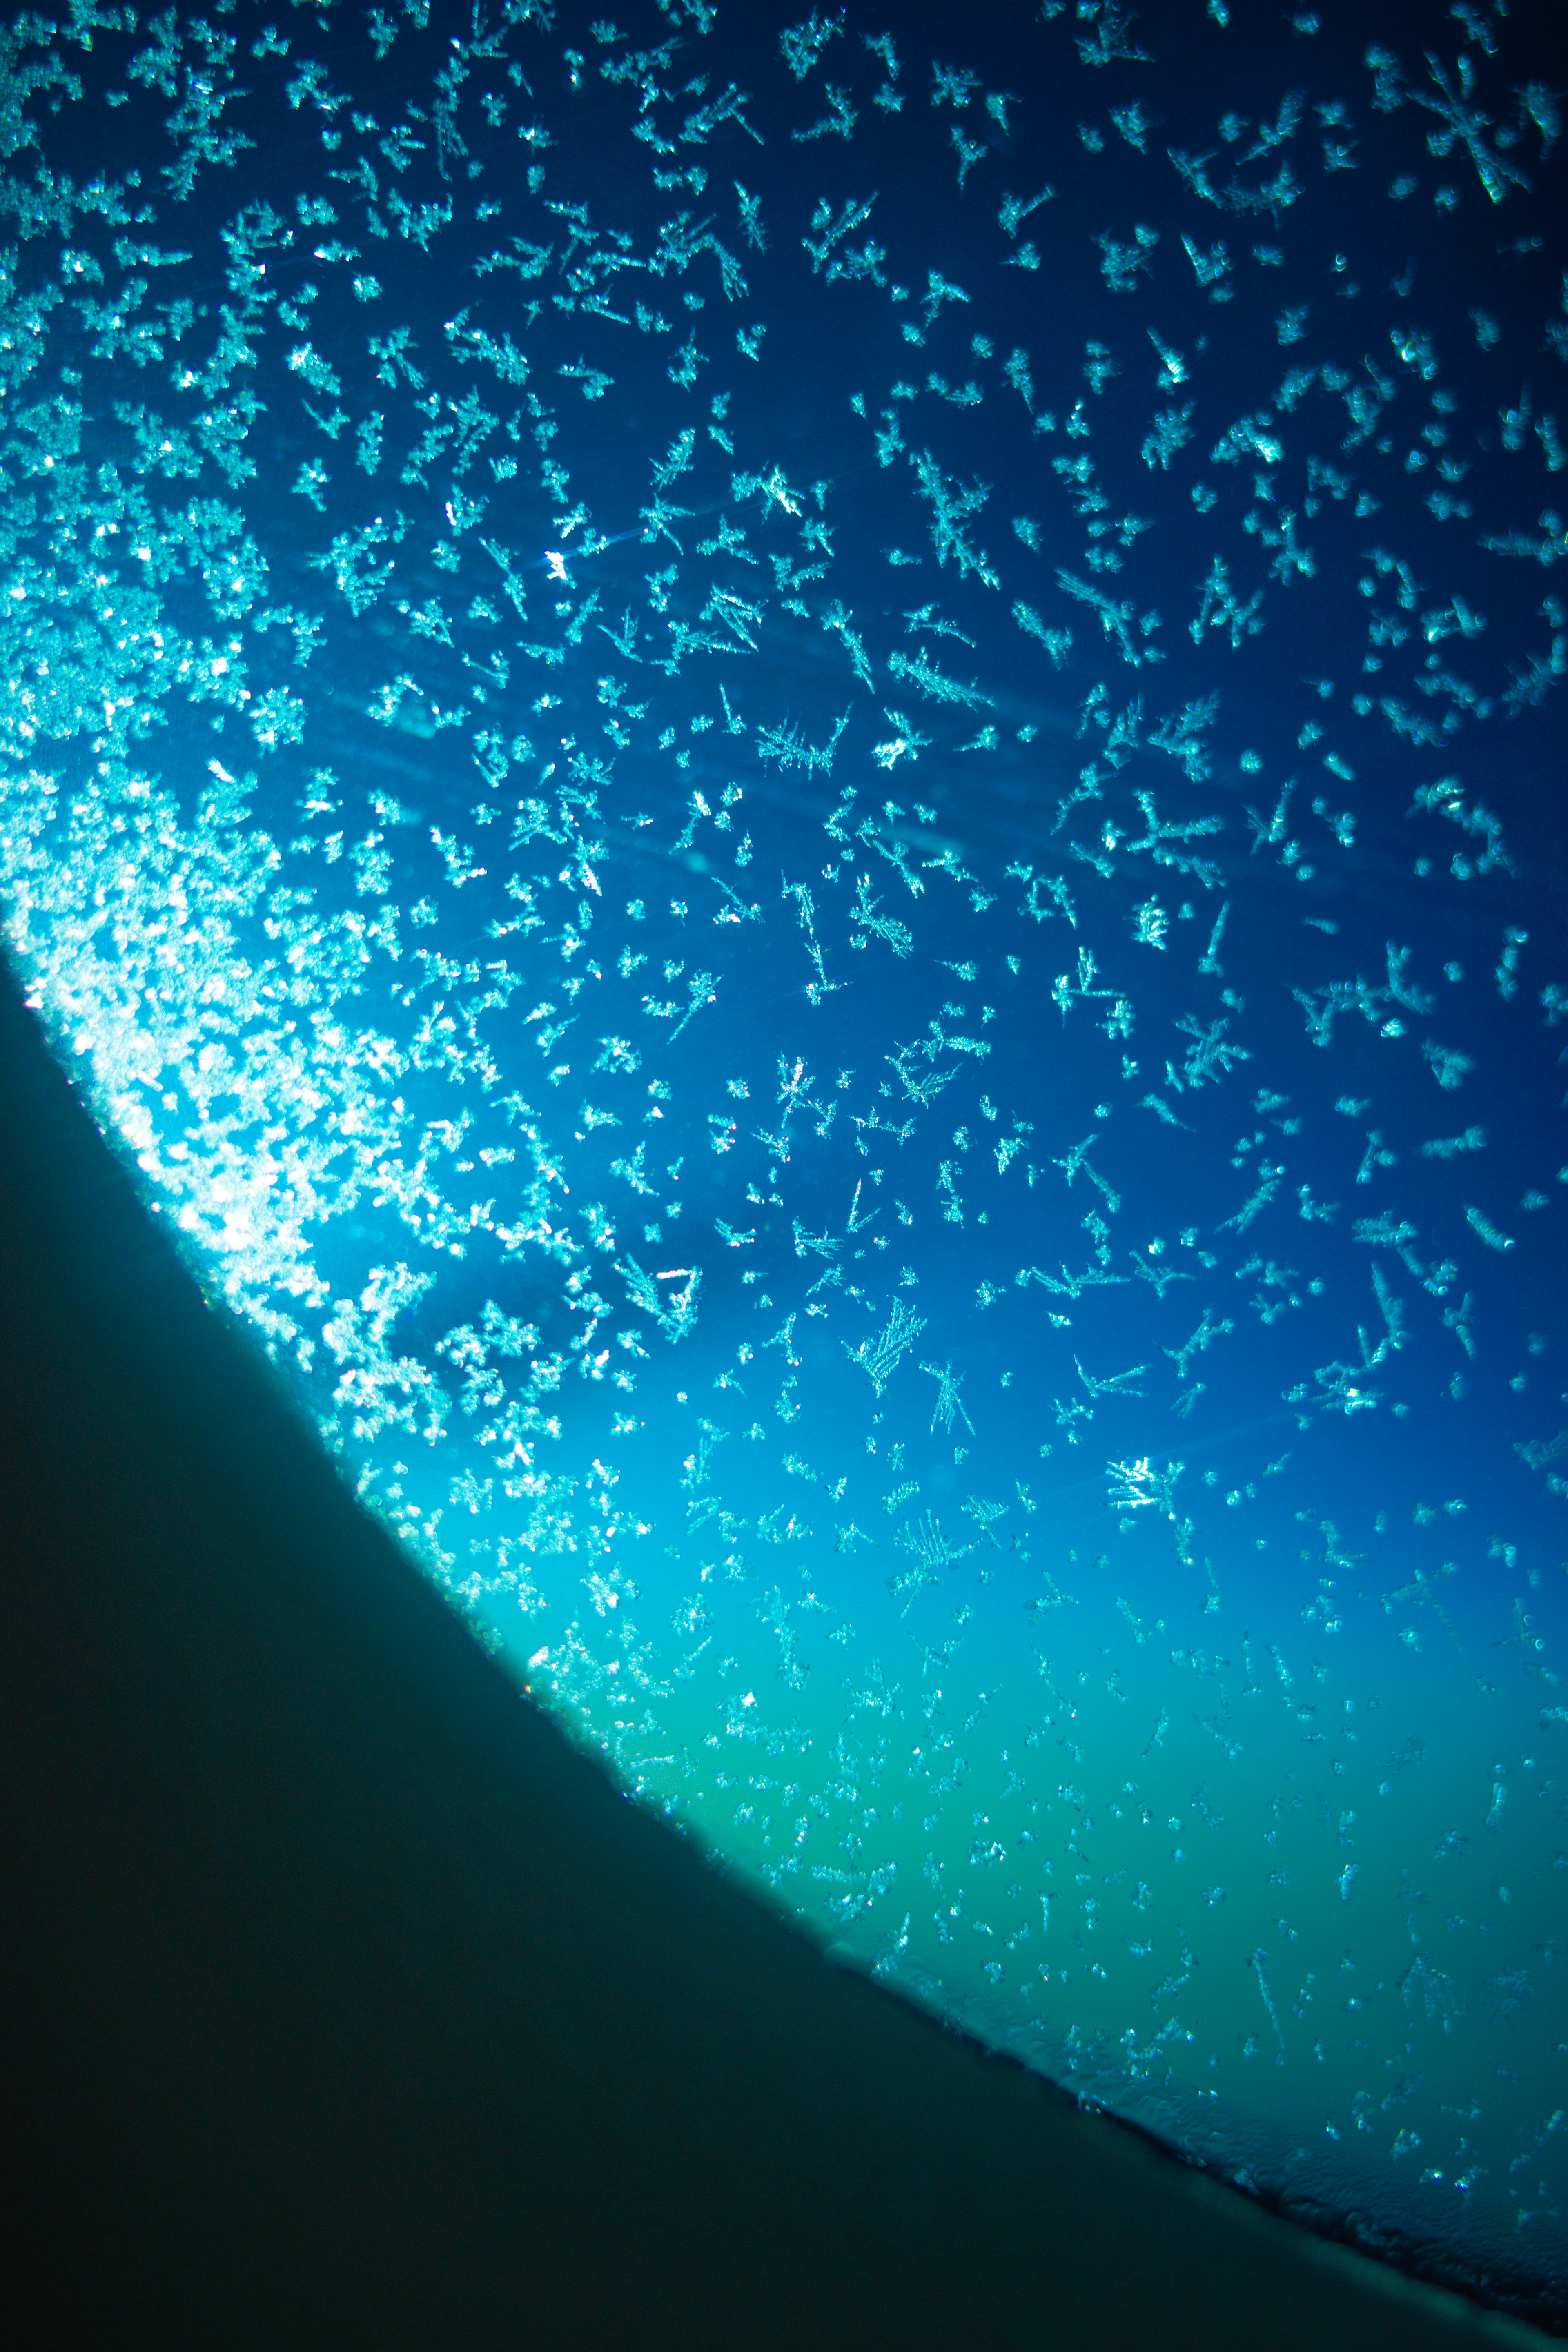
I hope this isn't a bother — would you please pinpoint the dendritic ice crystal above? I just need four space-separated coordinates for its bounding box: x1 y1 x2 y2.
1 0 1566 2306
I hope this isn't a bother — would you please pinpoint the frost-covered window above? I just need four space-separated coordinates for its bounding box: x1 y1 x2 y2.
2 0 1566 2310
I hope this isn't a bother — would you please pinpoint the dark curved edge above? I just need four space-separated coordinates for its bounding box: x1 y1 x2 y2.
0 950 1556 2350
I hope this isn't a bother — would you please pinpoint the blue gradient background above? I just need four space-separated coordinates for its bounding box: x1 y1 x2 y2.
2 0 1566 2301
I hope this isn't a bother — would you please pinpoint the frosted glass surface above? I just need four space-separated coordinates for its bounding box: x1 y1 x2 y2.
2 0 1565 2304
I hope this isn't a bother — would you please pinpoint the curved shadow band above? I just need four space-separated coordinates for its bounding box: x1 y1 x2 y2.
0 958 1549 2348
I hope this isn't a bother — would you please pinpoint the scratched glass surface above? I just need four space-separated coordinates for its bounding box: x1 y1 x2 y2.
2 0 1566 2306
